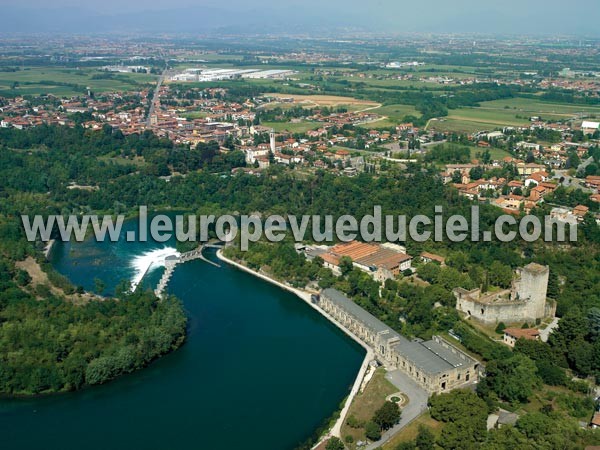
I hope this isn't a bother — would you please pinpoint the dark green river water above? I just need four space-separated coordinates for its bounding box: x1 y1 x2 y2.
0 217 364 450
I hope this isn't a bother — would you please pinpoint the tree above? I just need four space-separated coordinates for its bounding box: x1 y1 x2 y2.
488 261 513 289
197 141 219 165
547 269 560 299
451 170 462 184
325 437 345 450
535 360 567 386
479 354 541 403
415 425 435 450
514 339 554 363
417 263 441 283
373 401 401 430
440 421 481 450
495 322 506 334
447 252 468 272
588 308 600 340
15 269 31 286
365 421 382 441
525 151 535 163
339 256 354 277
469 166 484 181
565 152 580 170
585 163 598 177
93 277 106 295
429 390 488 449
429 389 488 424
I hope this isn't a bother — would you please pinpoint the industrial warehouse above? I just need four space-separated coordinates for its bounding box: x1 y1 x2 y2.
317 289 481 394
170 67 296 82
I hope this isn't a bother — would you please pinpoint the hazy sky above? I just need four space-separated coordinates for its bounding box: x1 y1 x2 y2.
0 0 598 35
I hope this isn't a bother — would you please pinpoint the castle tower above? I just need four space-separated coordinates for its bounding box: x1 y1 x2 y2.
516 263 549 320
269 129 276 153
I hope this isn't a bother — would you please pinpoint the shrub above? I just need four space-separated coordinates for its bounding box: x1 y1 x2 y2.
325 437 345 450
495 322 506 334
346 415 362 429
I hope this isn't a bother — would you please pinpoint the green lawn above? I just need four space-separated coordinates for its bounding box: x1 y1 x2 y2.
469 147 512 161
429 107 530 133
97 155 147 167
181 111 211 120
428 118 498 134
382 412 442 450
429 96 600 133
478 97 600 119
448 108 530 126
0 67 157 96
370 104 420 121
340 368 398 449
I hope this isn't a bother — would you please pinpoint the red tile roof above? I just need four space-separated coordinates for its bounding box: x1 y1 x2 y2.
504 328 540 340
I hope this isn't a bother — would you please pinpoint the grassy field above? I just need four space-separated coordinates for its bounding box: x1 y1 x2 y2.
422 142 510 164
370 104 420 121
428 118 494 134
340 368 398 448
0 67 157 97
429 108 530 133
265 93 379 109
429 96 600 133
347 77 446 89
181 111 212 120
381 412 442 449
469 146 512 161
97 155 147 167
478 97 600 118
261 100 372 114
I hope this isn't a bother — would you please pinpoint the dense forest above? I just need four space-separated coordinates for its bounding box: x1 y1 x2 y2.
0 125 196 395
0 256 186 395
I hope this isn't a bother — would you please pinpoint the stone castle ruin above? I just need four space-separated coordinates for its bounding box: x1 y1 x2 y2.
453 263 556 325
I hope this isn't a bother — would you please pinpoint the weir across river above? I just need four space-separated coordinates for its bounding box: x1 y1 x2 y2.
154 243 223 299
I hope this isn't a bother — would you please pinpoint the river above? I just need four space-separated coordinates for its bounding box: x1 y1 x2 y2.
0 216 364 450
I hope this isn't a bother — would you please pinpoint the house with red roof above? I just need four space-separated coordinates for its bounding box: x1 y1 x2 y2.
503 328 540 347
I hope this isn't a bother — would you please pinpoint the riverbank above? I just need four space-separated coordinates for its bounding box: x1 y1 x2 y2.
216 250 375 447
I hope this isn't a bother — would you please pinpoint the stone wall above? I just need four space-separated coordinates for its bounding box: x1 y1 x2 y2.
454 263 554 325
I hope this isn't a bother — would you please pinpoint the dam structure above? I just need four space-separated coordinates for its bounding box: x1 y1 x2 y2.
153 244 223 299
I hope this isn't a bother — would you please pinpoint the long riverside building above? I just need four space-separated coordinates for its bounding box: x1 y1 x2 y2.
317 289 481 394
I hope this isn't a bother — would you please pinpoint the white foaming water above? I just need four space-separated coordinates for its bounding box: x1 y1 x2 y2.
130 247 180 290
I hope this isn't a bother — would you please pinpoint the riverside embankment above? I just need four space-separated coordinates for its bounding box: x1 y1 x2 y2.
216 250 375 445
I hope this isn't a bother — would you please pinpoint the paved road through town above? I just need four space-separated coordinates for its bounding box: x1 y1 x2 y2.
146 69 168 127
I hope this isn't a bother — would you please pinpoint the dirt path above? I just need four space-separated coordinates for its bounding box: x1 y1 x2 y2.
16 257 101 304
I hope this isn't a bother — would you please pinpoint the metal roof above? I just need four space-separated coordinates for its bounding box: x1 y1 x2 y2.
322 288 400 337
321 289 477 375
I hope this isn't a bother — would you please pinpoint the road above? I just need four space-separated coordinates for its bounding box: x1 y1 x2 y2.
365 369 429 450
540 317 560 342
553 167 594 193
146 69 168 127
578 156 595 174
